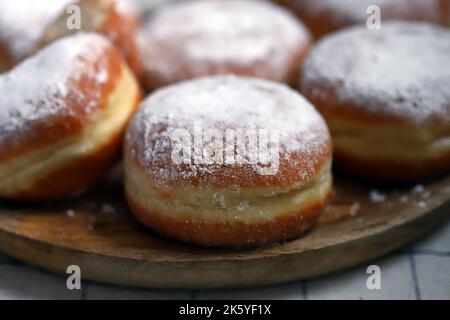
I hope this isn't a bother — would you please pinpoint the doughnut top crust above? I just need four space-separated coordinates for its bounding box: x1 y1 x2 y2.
300 22 450 126
0 0 73 64
0 33 122 160
138 0 311 88
126 76 331 189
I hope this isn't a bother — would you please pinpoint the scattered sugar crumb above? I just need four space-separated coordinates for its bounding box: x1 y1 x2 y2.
412 184 425 194
441 186 450 194
399 195 409 203
66 209 75 218
87 216 96 230
421 191 431 199
349 202 360 216
417 201 428 209
369 190 386 203
101 203 116 214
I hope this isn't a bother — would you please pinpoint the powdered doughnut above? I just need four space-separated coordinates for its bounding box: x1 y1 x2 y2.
300 22 450 182
282 0 450 38
0 0 141 75
0 33 141 200
138 0 311 91
125 75 332 246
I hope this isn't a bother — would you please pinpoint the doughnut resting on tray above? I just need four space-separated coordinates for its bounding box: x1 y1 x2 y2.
124 75 332 247
300 22 450 182
0 33 141 200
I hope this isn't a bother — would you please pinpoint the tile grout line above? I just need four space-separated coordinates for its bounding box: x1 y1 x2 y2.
410 249 450 257
0 260 26 267
81 283 89 300
302 281 308 300
408 254 422 300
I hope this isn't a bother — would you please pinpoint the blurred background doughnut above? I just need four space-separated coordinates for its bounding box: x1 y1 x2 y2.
0 0 141 75
279 0 450 38
138 0 312 91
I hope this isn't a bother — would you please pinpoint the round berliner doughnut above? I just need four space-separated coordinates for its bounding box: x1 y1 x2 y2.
138 0 312 91
124 75 332 247
300 22 450 182
281 0 450 38
0 0 141 75
0 33 141 200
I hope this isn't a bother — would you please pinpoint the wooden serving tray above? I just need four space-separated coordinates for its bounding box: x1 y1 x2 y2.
0 174 449 289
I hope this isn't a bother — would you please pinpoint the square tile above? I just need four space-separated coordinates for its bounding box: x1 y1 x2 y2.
306 254 416 300
85 283 191 300
413 220 450 253
414 255 450 300
195 282 305 300
0 265 82 300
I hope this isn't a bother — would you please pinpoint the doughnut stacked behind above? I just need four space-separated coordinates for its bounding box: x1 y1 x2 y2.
0 0 72 71
122 0 169 18
125 76 332 246
0 0 141 75
138 0 311 91
300 22 450 182
282 0 450 38
0 33 141 200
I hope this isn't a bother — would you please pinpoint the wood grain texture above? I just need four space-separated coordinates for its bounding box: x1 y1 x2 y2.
0 174 449 289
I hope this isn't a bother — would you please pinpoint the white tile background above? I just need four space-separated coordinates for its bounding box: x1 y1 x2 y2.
0 220 449 300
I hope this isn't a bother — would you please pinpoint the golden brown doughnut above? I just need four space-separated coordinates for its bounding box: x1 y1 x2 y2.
138 0 312 91
300 22 450 182
125 75 332 247
281 0 450 38
0 33 141 200
0 0 141 75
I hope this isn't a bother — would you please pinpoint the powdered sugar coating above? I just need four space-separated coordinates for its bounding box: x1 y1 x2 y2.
138 0 310 88
0 33 113 155
0 0 73 63
300 22 450 125
127 75 331 188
